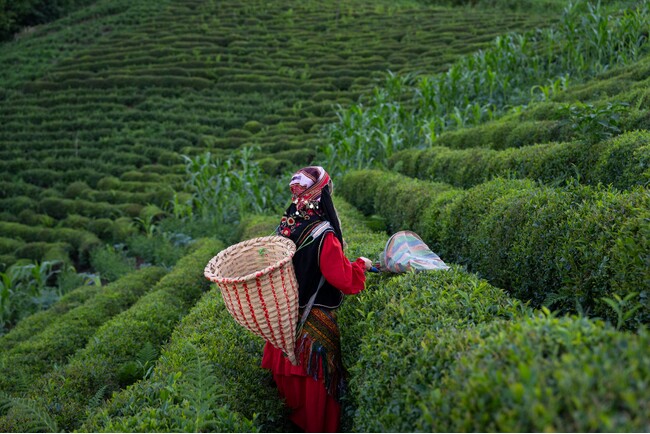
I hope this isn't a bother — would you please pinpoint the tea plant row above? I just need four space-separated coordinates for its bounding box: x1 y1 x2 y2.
339 170 649 328
389 129 650 190
332 198 649 432
0 238 222 432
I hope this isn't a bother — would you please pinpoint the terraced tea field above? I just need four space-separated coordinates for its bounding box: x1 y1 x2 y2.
2 0 649 432
0 0 550 269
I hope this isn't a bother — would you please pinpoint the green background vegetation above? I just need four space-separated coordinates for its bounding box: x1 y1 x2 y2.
1 0 649 431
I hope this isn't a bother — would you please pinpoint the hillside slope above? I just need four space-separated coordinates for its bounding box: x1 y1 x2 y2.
0 0 553 269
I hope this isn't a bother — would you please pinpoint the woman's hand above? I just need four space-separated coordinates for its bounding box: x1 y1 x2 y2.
359 256 373 271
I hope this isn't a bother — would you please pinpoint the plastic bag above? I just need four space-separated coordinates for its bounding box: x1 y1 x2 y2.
379 230 449 273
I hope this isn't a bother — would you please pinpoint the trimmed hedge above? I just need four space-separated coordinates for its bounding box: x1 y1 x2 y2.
13 241 72 263
82 283 279 432
39 197 123 220
434 118 566 150
0 283 101 352
339 269 650 432
0 238 223 432
81 199 384 432
0 267 165 396
0 221 101 264
327 195 650 432
389 130 650 190
339 170 650 327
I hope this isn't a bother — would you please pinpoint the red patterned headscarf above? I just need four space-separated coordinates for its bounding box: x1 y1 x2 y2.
290 166 332 211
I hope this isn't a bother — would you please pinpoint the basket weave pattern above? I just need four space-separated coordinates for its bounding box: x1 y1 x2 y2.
204 235 299 364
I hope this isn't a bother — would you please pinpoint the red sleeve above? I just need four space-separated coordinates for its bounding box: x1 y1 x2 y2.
319 232 366 295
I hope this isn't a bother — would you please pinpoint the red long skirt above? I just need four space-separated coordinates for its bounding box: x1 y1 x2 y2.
261 342 341 432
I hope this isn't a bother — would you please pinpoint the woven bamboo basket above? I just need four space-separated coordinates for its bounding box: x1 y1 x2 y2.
204 235 299 364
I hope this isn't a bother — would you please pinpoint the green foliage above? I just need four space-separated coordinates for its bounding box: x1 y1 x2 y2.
83 258 279 432
330 197 650 432
125 232 190 268
3 239 222 432
340 170 650 327
116 342 158 388
89 244 136 282
417 316 650 432
559 101 629 143
321 0 650 174
389 129 650 190
179 147 286 225
0 267 165 396
0 0 99 41
0 260 62 333
0 283 100 352
0 392 59 433
421 0 568 11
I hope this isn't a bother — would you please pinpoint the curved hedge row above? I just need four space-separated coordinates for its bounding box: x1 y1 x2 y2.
389 129 650 190
0 283 101 352
67 197 650 432
0 221 101 264
339 271 650 432
339 170 649 327
81 283 280 432
0 238 223 432
0 267 166 396
333 195 650 432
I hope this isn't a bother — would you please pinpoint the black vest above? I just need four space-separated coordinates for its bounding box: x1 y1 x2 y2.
280 217 344 309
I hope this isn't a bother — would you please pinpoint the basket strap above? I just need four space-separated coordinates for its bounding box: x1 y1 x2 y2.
296 275 325 338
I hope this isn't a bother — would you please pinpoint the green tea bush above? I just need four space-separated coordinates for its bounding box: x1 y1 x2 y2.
590 130 650 189
111 217 138 242
340 170 650 326
389 130 650 190
0 283 100 352
82 289 277 433
331 197 650 432
1 239 223 432
422 0 568 12
0 222 101 265
0 196 38 214
125 233 189 268
256 157 294 177
39 197 121 220
0 267 165 396
433 118 564 150
14 241 71 263
418 315 650 432
559 101 629 143
18 168 62 188
64 181 91 199
341 272 650 432
59 214 91 230
0 237 22 254
0 182 39 199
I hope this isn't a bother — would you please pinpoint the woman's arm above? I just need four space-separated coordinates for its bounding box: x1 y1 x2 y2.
319 232 368 295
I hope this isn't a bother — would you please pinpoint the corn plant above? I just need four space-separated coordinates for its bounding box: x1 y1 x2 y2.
179 146 286 225
320 0 650 175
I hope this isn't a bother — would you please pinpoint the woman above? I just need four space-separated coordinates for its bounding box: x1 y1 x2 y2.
261 166 372 432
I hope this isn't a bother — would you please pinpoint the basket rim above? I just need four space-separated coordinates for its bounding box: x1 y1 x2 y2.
204 235 296 284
